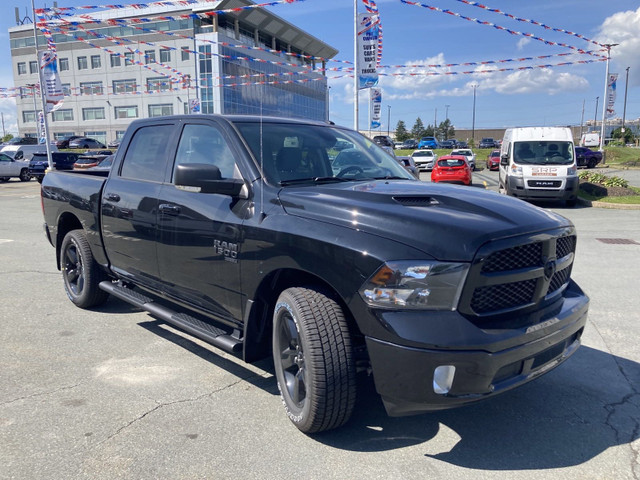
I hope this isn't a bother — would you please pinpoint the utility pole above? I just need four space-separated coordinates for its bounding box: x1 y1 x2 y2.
1 112 5 138
471 84 477 146
579 99 585 139
622 66 630 136
387 105 390 136
593 96 599 127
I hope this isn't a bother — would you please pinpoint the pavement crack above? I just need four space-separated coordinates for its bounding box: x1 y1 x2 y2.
0 382 84 406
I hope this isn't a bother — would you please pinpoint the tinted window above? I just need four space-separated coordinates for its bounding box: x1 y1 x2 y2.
173 123 236 180
120 125 173 182
438 158 465 167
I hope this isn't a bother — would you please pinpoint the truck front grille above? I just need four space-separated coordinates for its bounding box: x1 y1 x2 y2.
459 229 576 324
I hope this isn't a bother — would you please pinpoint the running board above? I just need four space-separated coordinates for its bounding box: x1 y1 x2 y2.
99 281 243 354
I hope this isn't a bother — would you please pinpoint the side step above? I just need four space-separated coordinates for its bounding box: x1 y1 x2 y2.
99 281 243 354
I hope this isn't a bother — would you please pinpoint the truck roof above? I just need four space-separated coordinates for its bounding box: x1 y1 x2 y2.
504 127 573 142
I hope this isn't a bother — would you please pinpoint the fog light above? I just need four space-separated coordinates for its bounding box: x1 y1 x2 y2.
433 365 456 395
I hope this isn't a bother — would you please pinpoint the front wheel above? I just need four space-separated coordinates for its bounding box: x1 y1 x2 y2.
19 168 31 182
60 229 109 308
272 287 356 433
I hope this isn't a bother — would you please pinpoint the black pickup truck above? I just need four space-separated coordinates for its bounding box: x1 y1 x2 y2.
41 115 589 433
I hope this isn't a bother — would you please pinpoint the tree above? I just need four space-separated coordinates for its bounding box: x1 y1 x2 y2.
395 120 410 142
1 134 13 144
411 118 425 140
611 127 634 145
436 119 455 140
424 124 435 137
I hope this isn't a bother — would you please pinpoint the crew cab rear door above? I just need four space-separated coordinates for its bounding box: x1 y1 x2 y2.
101 119 179 290
156 118 246 324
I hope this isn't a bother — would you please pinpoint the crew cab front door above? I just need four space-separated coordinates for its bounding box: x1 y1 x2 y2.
156 119 246 325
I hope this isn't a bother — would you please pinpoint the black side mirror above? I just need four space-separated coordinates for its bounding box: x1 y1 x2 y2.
500 154 509 166
175 163 245 196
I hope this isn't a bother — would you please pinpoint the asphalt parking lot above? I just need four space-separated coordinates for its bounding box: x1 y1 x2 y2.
1 178 639 480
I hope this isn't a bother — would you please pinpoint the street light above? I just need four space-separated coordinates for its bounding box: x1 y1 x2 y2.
594 96 599 126
622 67 630 136
471 84 478 146
387 105 390 136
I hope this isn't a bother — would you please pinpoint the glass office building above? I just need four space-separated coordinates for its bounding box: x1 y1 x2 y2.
9 0 337 143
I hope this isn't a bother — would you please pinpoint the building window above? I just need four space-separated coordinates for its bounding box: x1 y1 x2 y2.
115 130 126 141
148 104 173 117
77 56 88 70
54 132 75 140
91 55 101 69
59 58 69 71
159 48 171 63
145 50 156 64
146 77 171 93
181 46 190 61
112 79 137 94
17 62 26 75
61 83 71 96
29 61 38 74
79 81 103 95
82 107 106 121
114 106 138 119
84 131 106 145
52 109 74 122
22 111 38 123
110 54 121 67
124 52 134 66
184 102 189 114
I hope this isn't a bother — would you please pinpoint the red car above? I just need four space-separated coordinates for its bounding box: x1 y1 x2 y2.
486 149 501 170
431 155 472 185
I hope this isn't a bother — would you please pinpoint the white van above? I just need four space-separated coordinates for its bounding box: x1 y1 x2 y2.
0 144 57 161
499 127 578 207
580 132 600 147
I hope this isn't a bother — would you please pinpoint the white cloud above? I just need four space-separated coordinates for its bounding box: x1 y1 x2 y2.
0 98 18 136
517 38 531 51
596 7 640 87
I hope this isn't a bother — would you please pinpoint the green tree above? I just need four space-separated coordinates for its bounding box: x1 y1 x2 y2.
1 134 13 143
411 117 425 140
395 120 410 142
436 119 455 140
611 127 634 145
424 124 435 137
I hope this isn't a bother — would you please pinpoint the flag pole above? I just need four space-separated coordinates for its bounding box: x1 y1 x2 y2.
599 43 617 162
354 0 359 132
31 0 54 171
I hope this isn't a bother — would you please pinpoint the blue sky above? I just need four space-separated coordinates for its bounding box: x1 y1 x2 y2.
1 0 640 136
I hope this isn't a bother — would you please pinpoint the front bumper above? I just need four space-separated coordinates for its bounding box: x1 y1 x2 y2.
507 176 579 201
365 284 589 416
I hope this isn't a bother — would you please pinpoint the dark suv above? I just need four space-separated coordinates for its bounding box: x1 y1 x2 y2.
29 152 81 182
479 138 497 149
373 135 395 149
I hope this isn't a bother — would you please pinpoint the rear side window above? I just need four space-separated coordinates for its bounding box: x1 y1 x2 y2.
120 125 173 182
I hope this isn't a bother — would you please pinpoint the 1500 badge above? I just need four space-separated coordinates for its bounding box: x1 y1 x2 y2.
214 240 238 263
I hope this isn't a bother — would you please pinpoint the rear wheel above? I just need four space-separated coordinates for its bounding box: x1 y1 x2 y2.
272 287 356 433
60 229 109 308
19 168 31 182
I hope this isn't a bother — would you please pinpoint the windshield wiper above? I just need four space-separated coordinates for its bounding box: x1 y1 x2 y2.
371 175 411 180
278 176 353 186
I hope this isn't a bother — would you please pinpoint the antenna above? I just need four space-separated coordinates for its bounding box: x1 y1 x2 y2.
15 8 20 25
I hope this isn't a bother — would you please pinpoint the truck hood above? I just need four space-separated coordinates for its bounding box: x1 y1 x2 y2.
277 180 571 261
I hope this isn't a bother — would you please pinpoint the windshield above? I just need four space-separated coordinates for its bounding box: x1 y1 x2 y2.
514 141 574 165
412 151 433 157
233 122 415 185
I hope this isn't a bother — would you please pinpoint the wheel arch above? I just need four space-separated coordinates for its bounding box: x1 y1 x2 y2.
242 267 363 363
55 212 83 270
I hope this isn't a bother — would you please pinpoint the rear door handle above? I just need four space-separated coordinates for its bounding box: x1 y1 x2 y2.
105 193 120 202
159 203 181 215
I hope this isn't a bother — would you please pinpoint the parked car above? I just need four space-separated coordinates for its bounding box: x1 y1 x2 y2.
5 136 38 145
395 155 419 178
107 139 121 149
431 155 472 185
486 149 501 170
0 144 58 162
399 139 418 150
69 137 106 149
372 135 395 149
418 136 439 149
451 148 476 171
410 149 437 171
29 151 82 182
439 139 456 149
0 152 31 182
88 154 114 172
54 135 83 149
74 150 114 169
575 147 603 169
456 140 469 148
479 138 497 149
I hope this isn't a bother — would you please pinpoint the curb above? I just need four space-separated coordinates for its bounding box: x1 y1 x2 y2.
577 197 640 210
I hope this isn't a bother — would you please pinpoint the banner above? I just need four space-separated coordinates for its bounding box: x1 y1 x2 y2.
606 73 617 118
38 111 46 144
38 50 64 112
370 88 381 129
357 13 379 89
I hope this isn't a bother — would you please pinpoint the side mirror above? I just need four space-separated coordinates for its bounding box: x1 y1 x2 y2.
175 163 245 197
500 154 509 166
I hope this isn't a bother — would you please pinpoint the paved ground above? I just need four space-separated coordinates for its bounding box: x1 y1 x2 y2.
1 179 639 480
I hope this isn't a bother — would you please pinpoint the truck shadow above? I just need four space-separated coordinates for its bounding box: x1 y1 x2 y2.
313 346 639 470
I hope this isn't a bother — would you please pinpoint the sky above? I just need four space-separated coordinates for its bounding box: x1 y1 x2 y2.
1 0 640 136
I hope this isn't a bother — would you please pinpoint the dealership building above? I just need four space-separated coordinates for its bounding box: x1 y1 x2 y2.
9 0 337 145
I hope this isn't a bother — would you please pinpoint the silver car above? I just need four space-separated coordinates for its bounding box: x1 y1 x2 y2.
410 149 437 171
451 148 476 171
0 152 31 182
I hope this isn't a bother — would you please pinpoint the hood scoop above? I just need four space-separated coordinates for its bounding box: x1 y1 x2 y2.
392 195 439 207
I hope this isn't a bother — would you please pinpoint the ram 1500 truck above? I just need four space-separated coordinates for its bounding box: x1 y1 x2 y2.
41 115 590 433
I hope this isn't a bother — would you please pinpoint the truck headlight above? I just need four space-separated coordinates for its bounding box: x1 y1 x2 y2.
510 164 523 177
567 164 577 176
359 261 469 310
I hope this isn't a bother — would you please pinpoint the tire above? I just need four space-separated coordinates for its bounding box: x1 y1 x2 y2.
0 177 8 182
60 229 109 308
272 287 356 433
566 198 577 208
19 168 31 182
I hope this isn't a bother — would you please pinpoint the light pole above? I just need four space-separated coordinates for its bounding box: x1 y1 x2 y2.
471 84 478 146
387 105 390 136
622 66 630 137
593 96 599 127
599 43 618 157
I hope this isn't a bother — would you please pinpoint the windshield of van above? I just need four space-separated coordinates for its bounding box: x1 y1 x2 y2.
513 141 574 165
233 122 415 186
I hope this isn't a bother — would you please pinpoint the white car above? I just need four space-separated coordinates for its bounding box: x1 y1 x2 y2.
451 148 476 171
0 152 31 182
410 149 437 171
